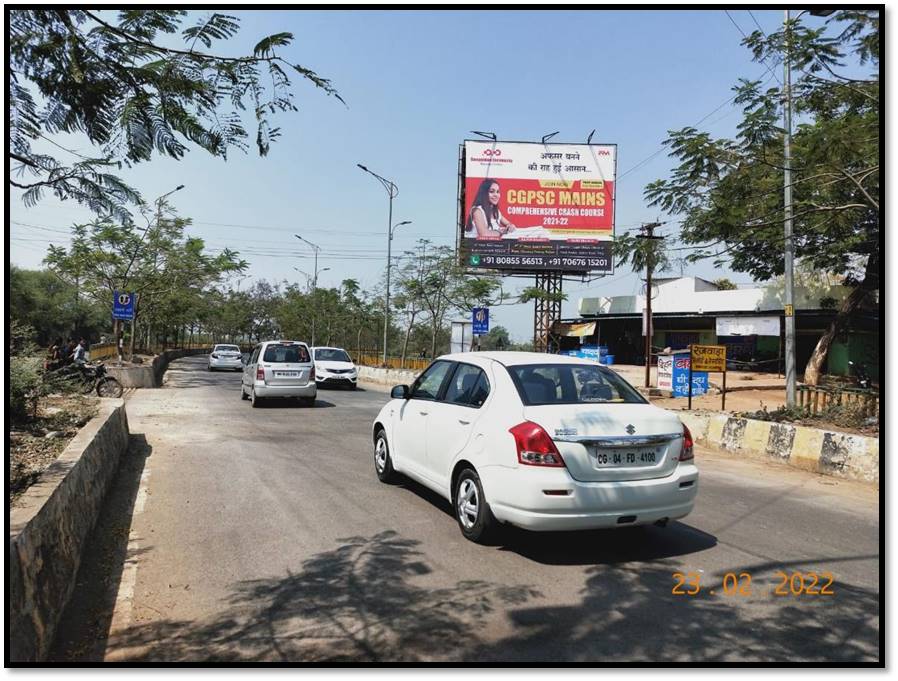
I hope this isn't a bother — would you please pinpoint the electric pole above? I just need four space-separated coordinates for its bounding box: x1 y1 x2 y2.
637 222 664 388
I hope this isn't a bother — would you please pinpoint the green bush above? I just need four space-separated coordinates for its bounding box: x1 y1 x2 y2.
10 356 43 424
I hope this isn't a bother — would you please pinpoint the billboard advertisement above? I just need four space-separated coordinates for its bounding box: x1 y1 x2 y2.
459 140 616 273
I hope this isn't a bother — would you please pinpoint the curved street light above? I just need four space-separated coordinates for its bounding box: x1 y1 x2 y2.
358 163 402 365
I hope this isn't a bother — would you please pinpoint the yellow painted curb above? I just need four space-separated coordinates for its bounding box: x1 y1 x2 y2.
790 426 825 471
741 419 772 455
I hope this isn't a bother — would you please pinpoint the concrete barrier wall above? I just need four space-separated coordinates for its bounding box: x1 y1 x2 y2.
9 400 130 662
679 412 879 484
105 348 207 388
358 366 420 387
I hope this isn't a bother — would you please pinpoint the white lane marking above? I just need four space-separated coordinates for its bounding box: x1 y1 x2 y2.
104 464 152 661
133 469 151 515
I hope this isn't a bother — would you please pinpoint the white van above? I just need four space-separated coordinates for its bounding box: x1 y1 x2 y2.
241 340 317 408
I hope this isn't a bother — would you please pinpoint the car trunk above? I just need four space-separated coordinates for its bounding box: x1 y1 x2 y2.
262 363 313 386
522 403 684 482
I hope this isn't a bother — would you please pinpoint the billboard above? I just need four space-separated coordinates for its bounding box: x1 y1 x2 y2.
459 140 616 273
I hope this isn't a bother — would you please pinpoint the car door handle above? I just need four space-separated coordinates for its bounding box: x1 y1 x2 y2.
419 410 429 416
458 419 471 425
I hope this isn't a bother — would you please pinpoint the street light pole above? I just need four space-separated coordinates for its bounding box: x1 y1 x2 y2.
358 164 401 366
130 183 184 362
783 8 797 408
294 235 323 288
782 8 833 405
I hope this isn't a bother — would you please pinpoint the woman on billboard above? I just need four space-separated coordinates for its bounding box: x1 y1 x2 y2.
466 179 517 238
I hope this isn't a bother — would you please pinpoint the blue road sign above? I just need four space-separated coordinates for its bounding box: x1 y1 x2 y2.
472 307 489 335
113 291 136 321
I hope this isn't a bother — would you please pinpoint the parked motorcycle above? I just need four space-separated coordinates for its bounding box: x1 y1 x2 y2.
48 362 124 398
848 360 871 390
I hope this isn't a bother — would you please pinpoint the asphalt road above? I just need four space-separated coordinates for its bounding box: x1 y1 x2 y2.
51 355 881 663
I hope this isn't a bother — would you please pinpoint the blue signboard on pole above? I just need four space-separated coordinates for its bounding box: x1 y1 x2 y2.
113 291 136 321
472 307 489 335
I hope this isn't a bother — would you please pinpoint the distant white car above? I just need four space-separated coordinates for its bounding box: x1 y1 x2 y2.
372 352 698 543
208 344 243 371
312 346 358 389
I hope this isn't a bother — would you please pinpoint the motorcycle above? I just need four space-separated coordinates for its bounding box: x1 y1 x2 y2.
848 360 871 390
48 361 124 398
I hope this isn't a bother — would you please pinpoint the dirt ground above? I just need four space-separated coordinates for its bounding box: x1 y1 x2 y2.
9 394 99 505
608 363 877 437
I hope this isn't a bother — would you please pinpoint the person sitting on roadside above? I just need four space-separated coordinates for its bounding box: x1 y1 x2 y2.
72 338 88 366
45 337 64 371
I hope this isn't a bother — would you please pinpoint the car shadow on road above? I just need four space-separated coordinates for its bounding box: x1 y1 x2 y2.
252 398 336 409
97 530 543 662
49 434 155 662
497 521 718 566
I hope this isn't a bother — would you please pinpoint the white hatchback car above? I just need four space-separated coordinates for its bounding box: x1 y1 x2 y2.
208 344 244 371
312 346 359 389
372 352 698 543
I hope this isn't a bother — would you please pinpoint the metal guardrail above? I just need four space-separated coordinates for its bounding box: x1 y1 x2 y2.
797 385 879 417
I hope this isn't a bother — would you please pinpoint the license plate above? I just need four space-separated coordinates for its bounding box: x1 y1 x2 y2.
593 448 658 467
276 371 300 377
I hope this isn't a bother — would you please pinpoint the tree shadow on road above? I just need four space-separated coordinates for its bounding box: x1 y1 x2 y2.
467 557 880 663
102 530 542 662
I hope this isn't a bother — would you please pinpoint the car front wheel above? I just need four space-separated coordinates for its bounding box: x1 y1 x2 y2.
455 468 499 544
373 429 398 483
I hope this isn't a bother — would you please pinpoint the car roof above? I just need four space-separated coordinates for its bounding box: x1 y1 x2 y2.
259 340 309 347
436 351 601 367
311 346 347 351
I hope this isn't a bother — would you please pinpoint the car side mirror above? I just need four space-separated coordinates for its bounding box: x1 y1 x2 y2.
391 384 410 400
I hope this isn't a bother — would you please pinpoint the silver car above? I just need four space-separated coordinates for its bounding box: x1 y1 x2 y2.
241 340 317 408
208 344 244 371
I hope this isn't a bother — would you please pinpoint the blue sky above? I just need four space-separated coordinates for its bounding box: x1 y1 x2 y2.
9 8 857 342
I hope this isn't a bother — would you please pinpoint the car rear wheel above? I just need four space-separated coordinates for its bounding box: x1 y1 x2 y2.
455 468 499 544
251 388 262 408
374 429 398 483
241 384 249 400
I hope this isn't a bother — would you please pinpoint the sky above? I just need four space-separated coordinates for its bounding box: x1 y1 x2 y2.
8 7 871 343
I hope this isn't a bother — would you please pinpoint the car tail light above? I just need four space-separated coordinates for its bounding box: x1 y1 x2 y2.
509 421 565 467
679 424 694 461
211 353 219 359
309 366 315 380
256 366 265 381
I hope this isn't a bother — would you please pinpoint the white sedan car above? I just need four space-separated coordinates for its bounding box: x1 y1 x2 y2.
372 352 698 543
312 346 358 389
208 344 244 371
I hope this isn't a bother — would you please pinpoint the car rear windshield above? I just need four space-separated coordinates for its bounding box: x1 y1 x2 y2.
263 344 310 363
507 363 647 405
215 345 240 352
315 348 351 362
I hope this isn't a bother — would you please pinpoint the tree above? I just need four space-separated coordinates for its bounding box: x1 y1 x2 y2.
479 326 511 351
9 9 343 219
44 210 245 359
394 243 506 359
10 266 107 345
712 278 738 291
642 10 879 384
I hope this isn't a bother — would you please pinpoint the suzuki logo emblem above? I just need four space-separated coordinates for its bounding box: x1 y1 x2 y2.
626 424 636 435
